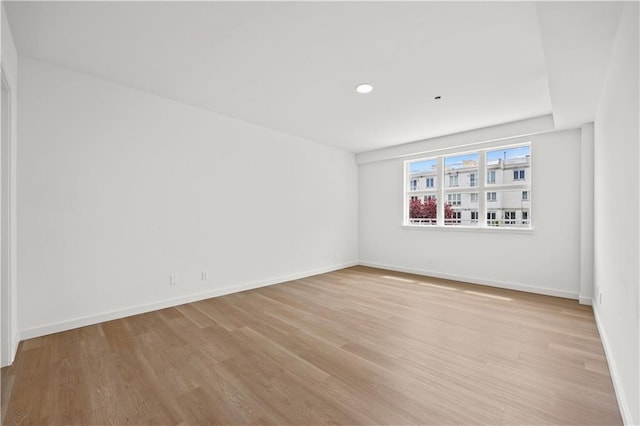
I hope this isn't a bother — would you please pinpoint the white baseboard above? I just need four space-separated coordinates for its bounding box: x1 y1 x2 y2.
358 261 579 300
19 261 358 341
10 330 19 363
593 306 634 425
578 296 593 305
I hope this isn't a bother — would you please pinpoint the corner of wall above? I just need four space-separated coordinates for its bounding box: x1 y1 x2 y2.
579 122 594 304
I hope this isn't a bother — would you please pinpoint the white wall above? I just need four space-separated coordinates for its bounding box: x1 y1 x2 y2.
593 2 639 424
359 127 582 299
0 2 18 366
17 58 358 338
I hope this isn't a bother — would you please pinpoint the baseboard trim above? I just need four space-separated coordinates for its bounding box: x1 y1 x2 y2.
358 261 578 300
10 330 19 363
578 296 593 305
593 306 634 425
19 261 358 341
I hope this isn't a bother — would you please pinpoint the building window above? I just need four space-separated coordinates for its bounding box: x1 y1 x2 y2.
504 211 516 225
445 211 462 225
487 211 498 226
405 143 530 229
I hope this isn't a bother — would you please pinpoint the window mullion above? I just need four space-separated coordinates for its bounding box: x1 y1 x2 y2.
437 156 444 226
478 149 487 228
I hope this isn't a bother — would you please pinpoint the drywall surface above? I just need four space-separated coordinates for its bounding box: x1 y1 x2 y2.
1 3 19 366
359 128 582 298
593 3 639 424
18 58 358 337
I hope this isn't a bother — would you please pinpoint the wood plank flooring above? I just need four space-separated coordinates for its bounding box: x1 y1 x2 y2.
1 266 622 425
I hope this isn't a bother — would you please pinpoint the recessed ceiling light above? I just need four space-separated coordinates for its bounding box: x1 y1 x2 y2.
356 84 373 94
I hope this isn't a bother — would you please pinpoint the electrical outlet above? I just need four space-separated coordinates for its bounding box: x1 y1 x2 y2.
169 275 177 285
201 271 208 281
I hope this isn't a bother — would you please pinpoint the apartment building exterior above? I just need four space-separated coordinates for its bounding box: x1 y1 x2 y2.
408 153 531 227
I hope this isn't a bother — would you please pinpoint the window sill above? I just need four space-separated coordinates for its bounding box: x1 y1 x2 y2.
402 224 534 234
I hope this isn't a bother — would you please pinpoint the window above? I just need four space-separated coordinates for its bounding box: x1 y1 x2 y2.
445 211 462 225
487 211 498 226
445 153 478 189
405 143 530 229
447 193 461 206
504 211 516 225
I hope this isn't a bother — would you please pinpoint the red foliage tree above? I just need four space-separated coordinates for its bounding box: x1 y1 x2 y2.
409 198 455 220
409 198 423 218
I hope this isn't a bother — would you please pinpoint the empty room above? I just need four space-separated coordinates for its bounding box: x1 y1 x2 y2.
0 1 638 425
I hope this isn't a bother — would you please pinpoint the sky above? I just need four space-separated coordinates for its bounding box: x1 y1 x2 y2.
409 145 530 173
486 145 530 161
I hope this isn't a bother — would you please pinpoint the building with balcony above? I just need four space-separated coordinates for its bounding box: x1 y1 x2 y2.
408 154 531 226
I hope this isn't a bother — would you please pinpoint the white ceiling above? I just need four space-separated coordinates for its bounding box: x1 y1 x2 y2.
4 1 624 153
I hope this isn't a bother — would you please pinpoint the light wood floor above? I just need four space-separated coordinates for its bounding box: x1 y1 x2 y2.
1 266 622 425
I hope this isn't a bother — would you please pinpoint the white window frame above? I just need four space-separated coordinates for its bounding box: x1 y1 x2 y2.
404 142 532 231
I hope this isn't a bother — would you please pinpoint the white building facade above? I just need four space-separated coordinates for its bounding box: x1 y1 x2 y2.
407 145 531 227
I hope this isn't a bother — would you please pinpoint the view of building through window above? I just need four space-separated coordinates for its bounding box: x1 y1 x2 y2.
406 144 531 228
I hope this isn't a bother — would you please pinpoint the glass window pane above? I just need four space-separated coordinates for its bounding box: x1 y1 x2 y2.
408 159 437 192
484 190 531 227
444 153 478 189
486 145 530 185
444 192 479 226
408 196 438 225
